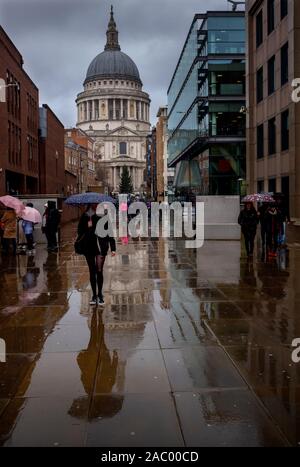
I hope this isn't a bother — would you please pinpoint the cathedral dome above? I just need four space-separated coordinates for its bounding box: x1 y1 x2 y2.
84 6 142 86
85 50 141 85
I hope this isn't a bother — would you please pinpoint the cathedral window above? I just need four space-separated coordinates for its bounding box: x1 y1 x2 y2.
119 142 127 155
108 99 114 120
130 101 135 118
123 99 128 119
115 99 121 120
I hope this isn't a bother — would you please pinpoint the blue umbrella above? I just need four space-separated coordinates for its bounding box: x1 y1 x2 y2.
64 192 115 205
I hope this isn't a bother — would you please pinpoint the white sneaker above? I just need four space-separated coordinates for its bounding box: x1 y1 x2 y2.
90 296 97 305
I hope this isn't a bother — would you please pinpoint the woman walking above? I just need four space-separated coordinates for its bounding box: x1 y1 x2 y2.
77 204 116 306
265 204 280 257
238 202 259 257
1 207 17 255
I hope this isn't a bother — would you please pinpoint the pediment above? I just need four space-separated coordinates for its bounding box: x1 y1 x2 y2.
108 126 140 137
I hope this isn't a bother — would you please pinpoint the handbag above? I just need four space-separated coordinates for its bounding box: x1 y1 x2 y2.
74 233 86 255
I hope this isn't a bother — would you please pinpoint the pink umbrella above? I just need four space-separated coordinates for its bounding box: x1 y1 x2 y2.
20 206 42 224
242 193 275 203
0 195 25 215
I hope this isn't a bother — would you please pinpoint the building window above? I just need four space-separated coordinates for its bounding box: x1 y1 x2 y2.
256 67 263 103
108 99 114 120
115 99 120 120
281 42 289 86
268 117 276 155
119 142 127 155
267 0 275 34
257 180 264 193
281 109 289 151
257 124 264 159
268 55 275 95
256 10 263 48
281 0 288 19
268 177 276 193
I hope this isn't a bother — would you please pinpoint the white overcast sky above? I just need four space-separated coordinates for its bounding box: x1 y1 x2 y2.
0 0 242 126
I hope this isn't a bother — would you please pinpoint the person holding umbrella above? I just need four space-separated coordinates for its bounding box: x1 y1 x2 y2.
66 193 116 306
238 201 259 257
77 203 116 306
1 207 17 255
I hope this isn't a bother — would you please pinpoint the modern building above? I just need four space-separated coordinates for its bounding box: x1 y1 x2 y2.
246 0 300 218
0 25 39 195
75 6 151 193
65 128 96 189
39 104 65 195
168 10 246 199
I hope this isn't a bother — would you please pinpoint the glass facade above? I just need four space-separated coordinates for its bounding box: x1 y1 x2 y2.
168 12 246 197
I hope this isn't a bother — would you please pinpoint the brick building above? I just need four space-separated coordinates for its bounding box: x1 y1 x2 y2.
65 128 96 190
0 25 39 195
64 137 88 193
39 104 65 195
246 0 300 218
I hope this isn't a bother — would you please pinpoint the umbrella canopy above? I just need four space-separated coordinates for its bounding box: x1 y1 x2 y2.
20 206 42 224
0 195 25 214
64 192 115 206
242 193 275 203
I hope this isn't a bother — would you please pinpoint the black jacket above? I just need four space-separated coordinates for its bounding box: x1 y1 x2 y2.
238 208 258 232
77 213 116 257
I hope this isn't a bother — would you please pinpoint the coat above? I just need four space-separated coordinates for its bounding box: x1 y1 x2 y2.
1 210 17 239
77 213 116 257
238 208 258 234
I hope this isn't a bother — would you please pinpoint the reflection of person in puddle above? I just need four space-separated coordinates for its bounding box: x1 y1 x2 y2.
43 251 67 306
68 309 124 420
257 253 289 300
22 255 40 290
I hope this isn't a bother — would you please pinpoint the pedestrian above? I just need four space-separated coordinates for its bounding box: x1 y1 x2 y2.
265 204 280 257
275 196 290 247
1 207 17 255
238 202 258 257
258 203 268 250
44 201 60 251
22 203 35 254
77 203 116 306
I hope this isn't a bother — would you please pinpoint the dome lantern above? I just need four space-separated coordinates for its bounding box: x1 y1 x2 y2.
105 5 121 51
84 6 142 86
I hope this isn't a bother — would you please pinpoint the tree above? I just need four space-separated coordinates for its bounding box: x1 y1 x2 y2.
119 167 133 194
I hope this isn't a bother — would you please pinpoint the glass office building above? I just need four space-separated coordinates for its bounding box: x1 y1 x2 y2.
168 11 246 198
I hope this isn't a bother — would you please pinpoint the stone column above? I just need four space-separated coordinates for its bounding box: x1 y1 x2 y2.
113 167 117 190
120 99 123 119
128 100 130 119
92 100 95 120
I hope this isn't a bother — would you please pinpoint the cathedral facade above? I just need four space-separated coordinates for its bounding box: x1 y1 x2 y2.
76 7 151 193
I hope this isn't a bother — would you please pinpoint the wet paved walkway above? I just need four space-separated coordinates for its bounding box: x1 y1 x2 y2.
0 222 299 446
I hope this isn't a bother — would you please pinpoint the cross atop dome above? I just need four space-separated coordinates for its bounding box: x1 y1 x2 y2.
105 5 121 51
